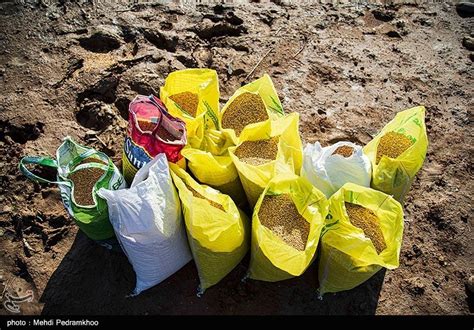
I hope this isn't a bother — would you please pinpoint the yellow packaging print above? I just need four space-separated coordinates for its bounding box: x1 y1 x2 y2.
363 106 428 202
229 112 303 208
248 173 328 282
317 182 404 296
169 163 249 294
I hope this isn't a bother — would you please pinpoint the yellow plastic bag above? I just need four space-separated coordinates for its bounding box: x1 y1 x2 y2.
181 129 247 208
169 163 249 294
160 69 220 149
317 182 404 296
228 112 303 208
220 74 285 144
363 106 428 202
248 173 328 282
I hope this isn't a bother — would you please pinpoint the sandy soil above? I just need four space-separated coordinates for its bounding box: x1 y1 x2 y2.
0 0 472 315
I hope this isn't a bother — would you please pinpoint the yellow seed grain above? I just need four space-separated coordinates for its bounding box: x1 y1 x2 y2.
332 145 354 158
345 202 387 254
169 91 199 117
221 92 268 135
234 137 279 166
376 131 414 164
259 194 310 251
185 183 224 212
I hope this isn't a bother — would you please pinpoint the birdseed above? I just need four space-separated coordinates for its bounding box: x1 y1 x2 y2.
185 183 225 212
332 145 354 158
234 137 279 166
258 194 310 251
345 202 387 254
69 166 105 206
221 92 268 135
169 91 199 117
376 131 414 164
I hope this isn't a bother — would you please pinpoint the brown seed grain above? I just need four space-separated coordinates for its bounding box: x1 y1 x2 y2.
69 166 105 206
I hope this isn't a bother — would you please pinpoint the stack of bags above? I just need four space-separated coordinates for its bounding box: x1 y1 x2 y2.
19 69 428 297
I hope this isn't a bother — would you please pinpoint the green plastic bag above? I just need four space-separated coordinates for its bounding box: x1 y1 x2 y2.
363 106 428 202
170 163 249 294
248 173 328 282
317 182 404 296
229 112 303 208
19 137 125 242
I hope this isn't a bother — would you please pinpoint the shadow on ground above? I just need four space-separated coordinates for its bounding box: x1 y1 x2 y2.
40 232 385 315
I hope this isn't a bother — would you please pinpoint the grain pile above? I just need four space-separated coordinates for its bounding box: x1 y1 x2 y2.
345 202 387 254
185 183 225 212
258 194 310 251
69 163 105 206
376 131 414 164
221 92 268 135
170 91 199 117
234 137 279 166
332 145 354 158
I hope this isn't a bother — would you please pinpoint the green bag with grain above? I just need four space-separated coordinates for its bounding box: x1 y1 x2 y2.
229 112 303 208
19 137 125 243
169 164 249 294
248 174 328 282
161 69 247 207
363 106 428 202
317 182 404 296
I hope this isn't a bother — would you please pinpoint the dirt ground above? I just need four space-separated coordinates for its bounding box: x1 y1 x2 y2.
0 0 472 315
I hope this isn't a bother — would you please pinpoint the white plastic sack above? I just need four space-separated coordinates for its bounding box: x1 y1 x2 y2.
97 154 192 295
301 141 371 198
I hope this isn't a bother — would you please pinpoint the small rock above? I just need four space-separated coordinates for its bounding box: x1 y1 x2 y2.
438 255 448 267
456 2 474 18
2 205 12 213
405 277 425 296
462 36 474 51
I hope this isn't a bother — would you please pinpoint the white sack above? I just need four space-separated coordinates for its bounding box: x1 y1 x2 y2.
301 141 371 198
97 154 191 295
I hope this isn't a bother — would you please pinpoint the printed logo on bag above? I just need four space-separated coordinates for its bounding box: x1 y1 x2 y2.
123 137 152 170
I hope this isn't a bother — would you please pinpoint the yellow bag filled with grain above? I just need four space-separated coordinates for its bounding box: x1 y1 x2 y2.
220 74 285 144
169 163 249 294
228 112 303 208
317 182 404 296
363 106 428 202
162 69 246 207
181 129 247 208
160 69 220 149
247 174 328 282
